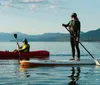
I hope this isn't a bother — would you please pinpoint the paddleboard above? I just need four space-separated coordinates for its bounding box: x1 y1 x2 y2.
20 59 100 67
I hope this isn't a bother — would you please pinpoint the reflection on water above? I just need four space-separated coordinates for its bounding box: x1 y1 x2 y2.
2 60 99 85
20 66 30 78
68 67 80 85
19 66 81 85
19 65 100 85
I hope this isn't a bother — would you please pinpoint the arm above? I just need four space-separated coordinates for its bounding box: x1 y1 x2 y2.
74 20 81 41
19 45 26 52
62 21 70 28
76 21 81 38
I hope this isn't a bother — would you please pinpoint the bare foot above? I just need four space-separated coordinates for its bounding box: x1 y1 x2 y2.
76 58 80 61
69 58 75 60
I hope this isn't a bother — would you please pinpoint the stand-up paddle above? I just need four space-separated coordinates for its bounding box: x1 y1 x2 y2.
13 33 21 61
64 27 100 66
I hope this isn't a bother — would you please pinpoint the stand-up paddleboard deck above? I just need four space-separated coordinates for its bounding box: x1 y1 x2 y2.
20 59 100 67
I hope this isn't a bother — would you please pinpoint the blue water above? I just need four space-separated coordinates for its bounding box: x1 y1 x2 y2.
0 42 100 85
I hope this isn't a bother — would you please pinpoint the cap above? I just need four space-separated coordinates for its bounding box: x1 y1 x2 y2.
71 12 77 18
22 39 27 42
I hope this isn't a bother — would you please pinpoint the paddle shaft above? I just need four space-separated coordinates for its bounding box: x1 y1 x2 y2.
65 27 95 59
15 39 20 49
79 42 94 59
13 34 21 61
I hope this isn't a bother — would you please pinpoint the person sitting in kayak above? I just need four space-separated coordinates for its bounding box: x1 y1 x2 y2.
18 39 30 52
14 38 30 52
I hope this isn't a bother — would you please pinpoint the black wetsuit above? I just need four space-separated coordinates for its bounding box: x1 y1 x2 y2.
64 18 81 59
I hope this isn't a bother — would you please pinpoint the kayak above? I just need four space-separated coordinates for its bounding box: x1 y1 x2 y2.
0 50 49 60
20 59 100 67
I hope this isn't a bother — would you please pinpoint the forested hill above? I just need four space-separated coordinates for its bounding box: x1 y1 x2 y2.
0 28 100 42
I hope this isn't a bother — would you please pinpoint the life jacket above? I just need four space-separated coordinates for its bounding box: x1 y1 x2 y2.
19 44 30 52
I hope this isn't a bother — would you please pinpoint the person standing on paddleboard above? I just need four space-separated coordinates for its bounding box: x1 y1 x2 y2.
62 13 81 61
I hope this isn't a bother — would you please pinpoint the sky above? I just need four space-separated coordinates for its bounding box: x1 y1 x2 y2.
0 0 100 34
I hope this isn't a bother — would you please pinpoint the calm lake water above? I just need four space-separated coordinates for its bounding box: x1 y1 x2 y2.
0 42 100 85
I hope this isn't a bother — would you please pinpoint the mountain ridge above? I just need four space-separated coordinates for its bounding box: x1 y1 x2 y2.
0 28 100 42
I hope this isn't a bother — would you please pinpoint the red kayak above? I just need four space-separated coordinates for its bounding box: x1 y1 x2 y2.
0 50 49 60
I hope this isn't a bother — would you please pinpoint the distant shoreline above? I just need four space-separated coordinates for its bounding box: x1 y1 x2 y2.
0 28 100 42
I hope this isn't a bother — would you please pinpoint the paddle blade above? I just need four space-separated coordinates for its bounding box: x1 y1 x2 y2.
94 59 100 66
14 34 17 39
